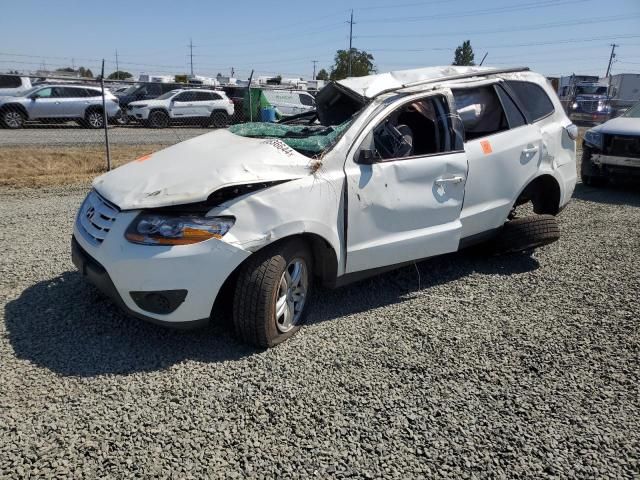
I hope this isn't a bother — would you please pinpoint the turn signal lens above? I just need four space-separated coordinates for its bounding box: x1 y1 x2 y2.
125 214 234 246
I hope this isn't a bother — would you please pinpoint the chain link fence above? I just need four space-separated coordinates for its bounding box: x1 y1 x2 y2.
0 73 319 186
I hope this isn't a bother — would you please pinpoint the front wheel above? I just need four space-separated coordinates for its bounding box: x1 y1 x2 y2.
233 239 312 348
580 149 607 187
148 110 169 129
1 108 26 129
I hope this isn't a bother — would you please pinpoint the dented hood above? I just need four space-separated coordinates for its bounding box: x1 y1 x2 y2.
93 129 311 210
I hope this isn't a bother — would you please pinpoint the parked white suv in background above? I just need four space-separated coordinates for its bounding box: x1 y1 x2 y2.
126 89 235 128
72 66 577 347
0 74 32 96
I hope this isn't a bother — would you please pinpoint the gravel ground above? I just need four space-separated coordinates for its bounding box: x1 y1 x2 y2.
0 179 639 478
0 125 213 146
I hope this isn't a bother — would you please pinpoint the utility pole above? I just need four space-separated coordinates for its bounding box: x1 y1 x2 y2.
605 43 618 77
348 9 355 77
312 60 318 80
189 38 195 76
115 49 119 79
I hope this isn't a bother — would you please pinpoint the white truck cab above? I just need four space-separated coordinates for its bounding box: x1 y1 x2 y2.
72 66 577 347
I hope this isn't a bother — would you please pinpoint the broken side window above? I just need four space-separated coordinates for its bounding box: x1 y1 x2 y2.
358 94 462 162
452 85 516 141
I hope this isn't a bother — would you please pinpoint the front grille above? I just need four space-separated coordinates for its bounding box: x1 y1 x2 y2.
578 100 598 113
604 134 640 159
77 190 119 246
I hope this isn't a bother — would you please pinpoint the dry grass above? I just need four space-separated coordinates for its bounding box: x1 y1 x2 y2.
0 145 167 188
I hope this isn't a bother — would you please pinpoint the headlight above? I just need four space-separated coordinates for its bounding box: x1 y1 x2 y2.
584 130 603 149
125 213 234 246
571 102 578 110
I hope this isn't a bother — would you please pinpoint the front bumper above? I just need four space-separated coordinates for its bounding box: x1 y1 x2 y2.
72 207 251 326
126 107 150 120
72 237 206 328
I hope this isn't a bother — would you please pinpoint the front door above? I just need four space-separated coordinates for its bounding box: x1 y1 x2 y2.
344 91 468 273
171 91 197 118
28 87 63 119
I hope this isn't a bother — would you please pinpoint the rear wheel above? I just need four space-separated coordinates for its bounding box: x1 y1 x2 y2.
495 215 560 253
83 109 105 129
211 111 230 128
148 110 170 129
233 239 312 348
1 108 26 129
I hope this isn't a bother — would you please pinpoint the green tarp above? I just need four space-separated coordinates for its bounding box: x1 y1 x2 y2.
228 121 350 154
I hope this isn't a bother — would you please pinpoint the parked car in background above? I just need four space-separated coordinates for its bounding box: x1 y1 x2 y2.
0 74 32 96
114 82 187 124
581 101 640 185
242 88 317 121
263 89 316 116
0 84 119 128
126 88 234 128
72 66 577 348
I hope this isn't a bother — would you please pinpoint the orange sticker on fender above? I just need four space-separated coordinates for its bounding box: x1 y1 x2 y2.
480 140 492 155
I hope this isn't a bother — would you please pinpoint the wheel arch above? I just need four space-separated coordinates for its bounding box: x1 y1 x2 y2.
0 103 29 119
515 174 562 215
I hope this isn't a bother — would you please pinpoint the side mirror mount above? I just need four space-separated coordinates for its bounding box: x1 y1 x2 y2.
29 95 38 100
357 149 377 165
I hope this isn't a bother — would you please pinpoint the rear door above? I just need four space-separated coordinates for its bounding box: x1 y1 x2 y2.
344 90 468 273
171 91 197 118
58 87 88 118
453 82 544 238
193 91 215 117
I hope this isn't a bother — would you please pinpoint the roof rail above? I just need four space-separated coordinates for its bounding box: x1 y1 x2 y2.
372 66 530 99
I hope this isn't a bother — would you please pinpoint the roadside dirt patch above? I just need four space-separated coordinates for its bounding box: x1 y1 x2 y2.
0 145 165 187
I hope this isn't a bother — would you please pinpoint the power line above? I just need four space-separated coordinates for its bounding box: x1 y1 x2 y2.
358 0 586 24
356 13 640 39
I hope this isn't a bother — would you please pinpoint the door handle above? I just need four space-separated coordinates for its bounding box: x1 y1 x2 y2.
55 101 61 105
435 175 465 186
522 145 539 154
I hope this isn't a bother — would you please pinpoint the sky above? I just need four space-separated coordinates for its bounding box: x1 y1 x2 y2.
1 0 640 80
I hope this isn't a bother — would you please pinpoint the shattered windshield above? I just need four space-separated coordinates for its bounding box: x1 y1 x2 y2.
228 121 351 157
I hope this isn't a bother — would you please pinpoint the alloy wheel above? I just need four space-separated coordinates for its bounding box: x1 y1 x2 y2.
275 258 308 333
4 111 24 128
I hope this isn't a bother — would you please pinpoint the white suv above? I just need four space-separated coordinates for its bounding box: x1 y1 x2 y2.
126 88 234 128
72 66 577 347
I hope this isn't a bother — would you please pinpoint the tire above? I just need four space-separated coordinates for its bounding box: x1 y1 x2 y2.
495 215 560 254
1 108 26 129
580 149 607 187
211 111 230 128
148 110 169 129
84 109 105 129
233 239 313 348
